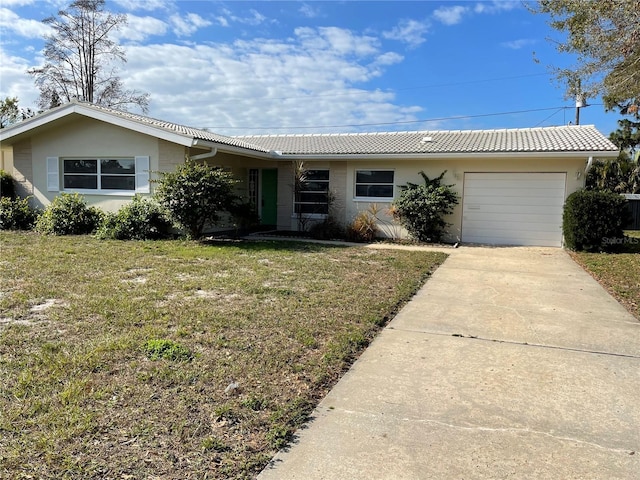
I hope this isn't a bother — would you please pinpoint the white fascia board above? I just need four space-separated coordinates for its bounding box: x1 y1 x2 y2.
272 150 619 162
0 103 194 147
0 104 76 142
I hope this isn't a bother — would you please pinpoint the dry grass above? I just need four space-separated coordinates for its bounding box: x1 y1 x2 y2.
570 231 640 320
0 231 446 479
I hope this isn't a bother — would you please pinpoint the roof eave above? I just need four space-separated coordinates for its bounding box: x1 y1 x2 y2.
273 150 619 161
0 102 195 147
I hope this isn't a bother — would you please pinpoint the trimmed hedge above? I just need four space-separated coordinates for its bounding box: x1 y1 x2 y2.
562 190 629 252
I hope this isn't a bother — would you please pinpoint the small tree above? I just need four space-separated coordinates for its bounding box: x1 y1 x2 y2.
154 161 237 239
392 171 458 243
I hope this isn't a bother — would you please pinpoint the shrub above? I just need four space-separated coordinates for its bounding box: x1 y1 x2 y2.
96 195 172 240
0 170 16 199
154 161 237 239
0 196 39 230
345 209 377 242
562 190 629 252
308 216 345 240
227 200 260 233
392 171 458 243
36 193 103 235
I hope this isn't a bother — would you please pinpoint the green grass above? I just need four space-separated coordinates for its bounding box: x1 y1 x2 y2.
570 230 640 320
0 231 446 479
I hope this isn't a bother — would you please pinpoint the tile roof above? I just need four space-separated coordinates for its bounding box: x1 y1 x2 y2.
10 101 616 157
235 125 618 155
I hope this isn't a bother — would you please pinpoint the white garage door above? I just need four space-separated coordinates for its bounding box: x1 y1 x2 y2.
462 172 566 247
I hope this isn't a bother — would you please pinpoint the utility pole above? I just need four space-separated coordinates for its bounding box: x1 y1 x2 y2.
575 93 586 125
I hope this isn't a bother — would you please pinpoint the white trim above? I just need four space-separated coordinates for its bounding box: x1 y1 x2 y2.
275 151 619 162
60 189 138 197
62 157 138 195
46 156 59 192
354 169 395 201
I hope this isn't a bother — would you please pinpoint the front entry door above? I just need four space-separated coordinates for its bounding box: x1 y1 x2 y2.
261 169 278 226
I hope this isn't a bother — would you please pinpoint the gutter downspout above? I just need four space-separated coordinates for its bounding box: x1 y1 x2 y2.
189 148 218 161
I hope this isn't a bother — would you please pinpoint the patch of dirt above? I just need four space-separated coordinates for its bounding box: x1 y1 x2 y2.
30 298 65 313
121 277 148 284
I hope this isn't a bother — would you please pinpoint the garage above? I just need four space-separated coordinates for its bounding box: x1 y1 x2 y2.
462 172 567 247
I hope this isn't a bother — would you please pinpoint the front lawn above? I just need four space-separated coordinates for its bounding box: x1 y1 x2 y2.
570 231 640 320
0 232 446 479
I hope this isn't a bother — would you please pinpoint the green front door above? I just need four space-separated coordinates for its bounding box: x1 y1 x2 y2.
261 169 278 226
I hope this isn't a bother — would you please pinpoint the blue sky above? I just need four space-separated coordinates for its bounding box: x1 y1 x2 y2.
0 0 623 136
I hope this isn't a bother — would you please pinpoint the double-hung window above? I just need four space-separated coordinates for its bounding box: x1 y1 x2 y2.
355 170 394 199
295 169 330 215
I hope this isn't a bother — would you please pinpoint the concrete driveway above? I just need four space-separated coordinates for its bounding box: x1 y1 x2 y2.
258 246 640 479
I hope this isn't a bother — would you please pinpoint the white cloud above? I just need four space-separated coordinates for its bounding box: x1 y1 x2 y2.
116 14 167 42
113 0 173 12
170 12 212 37
120 28 420 133
383 19 430 48
215 16 229 27
0 48 39 109
219 7 269 27
299 3 320 19
433 5 469 26
501 38 537 50
474 1 520 14
0 7 51 38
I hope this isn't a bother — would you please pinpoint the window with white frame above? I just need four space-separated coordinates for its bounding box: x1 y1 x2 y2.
63 158 135 191
355 170 394 199
295 169 330 215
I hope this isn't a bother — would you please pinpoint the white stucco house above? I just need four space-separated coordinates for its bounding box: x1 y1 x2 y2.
0 100 619 246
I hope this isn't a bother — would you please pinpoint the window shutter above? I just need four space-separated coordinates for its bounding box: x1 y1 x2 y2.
46 157 59 192
135 156 150 193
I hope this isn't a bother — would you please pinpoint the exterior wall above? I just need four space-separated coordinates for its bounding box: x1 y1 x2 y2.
159 140 186 173
1 146 13 172
277 162 294 230
12 140 33 199
299 156 589 242
329 161 347 225
28 117 161 211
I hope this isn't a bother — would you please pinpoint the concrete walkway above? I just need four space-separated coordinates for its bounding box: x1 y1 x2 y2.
259 246 640 479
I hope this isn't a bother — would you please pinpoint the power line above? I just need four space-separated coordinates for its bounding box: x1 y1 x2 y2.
205 105 576 131
253 72 551 101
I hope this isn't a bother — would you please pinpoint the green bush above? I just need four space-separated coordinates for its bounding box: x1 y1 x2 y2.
392 171 458 243
36 193 103 235
0 170 16 199
96 195 172 240
0 196 39 230
562 190 629 252
154 161 237 239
